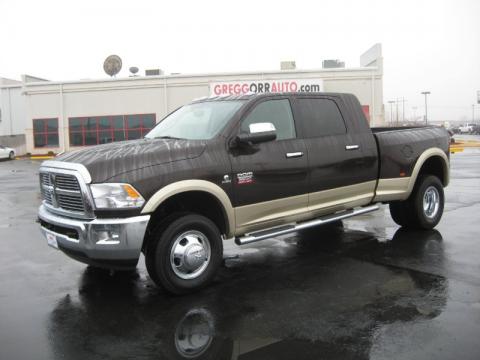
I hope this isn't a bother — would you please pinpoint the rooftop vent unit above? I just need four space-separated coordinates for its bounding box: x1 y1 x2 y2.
145 69 163 76
280 61 296 70
322 59 345 69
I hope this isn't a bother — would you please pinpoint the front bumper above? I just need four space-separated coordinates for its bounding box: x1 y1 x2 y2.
38 204 150 269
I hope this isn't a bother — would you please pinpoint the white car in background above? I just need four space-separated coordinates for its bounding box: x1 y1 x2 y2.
459 124 475 134
0 145 16 160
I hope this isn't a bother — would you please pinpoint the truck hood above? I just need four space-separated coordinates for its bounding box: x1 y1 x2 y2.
56 138 206 183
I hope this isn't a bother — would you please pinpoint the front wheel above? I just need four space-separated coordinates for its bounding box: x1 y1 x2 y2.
9 151 15 160
389 175 444 230
145 214 223 294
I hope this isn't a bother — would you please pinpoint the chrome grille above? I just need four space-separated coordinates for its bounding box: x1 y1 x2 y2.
40 171 86 215
39 173 53 205
55 174 81 191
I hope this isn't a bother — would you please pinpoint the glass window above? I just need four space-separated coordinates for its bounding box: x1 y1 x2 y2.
146 102 243 140
114 130 126 142
47 134 59 146
127 115 141 129
84 118 97 132
47 118 58 131
69 118 82 131
98 131 113 144
34 134 45 147
127 130 141 140
85 131 97 145
33 118 59 148
112 116 124 129
296 98 347 137
70 132 83 146
98 117 110 130
142 114 156 129
241 99 296 140
33 120 44 132
68 114 156 147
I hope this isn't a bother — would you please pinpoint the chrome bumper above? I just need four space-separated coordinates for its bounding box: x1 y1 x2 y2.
38 204 150 267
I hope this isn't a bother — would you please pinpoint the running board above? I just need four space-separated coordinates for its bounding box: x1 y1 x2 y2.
235 204 379 245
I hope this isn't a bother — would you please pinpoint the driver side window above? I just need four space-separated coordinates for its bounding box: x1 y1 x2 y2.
241 99 296 140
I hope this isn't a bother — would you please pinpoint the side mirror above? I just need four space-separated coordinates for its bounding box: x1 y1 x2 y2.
234 122 277 146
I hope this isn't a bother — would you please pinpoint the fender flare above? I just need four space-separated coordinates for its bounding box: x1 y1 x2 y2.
141 180 235 238
406 147 450 196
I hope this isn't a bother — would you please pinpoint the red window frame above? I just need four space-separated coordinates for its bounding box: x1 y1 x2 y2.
68 114 156 147
33 118 59 148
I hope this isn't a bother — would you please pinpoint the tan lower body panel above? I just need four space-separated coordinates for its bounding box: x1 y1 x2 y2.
234 181 376 236
373 177 411 202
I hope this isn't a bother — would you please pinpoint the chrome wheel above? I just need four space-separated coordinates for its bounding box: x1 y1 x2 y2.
170 230 211 280
423 186 440 218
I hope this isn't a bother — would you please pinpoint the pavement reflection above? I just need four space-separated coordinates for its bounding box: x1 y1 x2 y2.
48 226 448 360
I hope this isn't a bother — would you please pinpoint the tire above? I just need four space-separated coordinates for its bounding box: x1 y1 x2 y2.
389 175 444 230
145 214 223 294
389 201 411 227
9 151 14 160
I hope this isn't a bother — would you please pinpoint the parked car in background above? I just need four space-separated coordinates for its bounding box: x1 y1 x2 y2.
0 145 16 160
459 123 475 134
471 124 480 135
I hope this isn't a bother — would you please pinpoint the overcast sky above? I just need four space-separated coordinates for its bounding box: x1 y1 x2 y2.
1 0 479 122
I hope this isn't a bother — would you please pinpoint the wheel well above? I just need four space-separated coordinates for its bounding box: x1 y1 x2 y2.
418 156 447 186
143 191 228 248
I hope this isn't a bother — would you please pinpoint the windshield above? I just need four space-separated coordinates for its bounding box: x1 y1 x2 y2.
145 100 245 140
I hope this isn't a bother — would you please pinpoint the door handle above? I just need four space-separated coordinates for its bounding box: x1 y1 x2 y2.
286 152 304 158
345 145 360 150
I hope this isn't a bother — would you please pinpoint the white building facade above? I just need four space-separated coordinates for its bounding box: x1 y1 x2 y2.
0 78 27 154
4 44 384 155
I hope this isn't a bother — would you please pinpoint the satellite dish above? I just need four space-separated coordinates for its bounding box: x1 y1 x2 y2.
103 55 122 77
129 66 139 76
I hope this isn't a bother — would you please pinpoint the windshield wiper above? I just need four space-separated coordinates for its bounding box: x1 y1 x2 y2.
152 136 186 140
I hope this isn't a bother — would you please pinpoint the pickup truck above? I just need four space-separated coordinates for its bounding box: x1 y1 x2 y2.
38 92 450 294
458 123 475 134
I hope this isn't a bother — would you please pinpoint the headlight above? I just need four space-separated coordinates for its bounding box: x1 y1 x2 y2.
90 183 145 209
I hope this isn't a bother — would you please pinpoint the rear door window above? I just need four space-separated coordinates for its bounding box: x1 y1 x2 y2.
296 98 347 137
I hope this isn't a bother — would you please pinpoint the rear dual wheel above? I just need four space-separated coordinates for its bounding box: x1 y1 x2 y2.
145 214 223 295
389 175 444 230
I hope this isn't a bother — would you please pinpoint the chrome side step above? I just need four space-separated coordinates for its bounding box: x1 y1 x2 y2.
235 204 379 245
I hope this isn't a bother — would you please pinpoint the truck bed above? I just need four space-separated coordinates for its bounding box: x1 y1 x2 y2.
372 125 450 181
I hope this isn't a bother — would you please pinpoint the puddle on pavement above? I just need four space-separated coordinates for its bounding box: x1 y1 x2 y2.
46 226 449 359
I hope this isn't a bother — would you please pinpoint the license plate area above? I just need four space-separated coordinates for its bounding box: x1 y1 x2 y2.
46 231 59 249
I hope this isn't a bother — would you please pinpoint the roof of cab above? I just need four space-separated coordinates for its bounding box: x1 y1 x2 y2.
192 92 355 103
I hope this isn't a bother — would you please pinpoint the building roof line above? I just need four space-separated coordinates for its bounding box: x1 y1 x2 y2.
22 66 379 87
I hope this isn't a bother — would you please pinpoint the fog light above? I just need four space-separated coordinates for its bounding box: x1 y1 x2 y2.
92 224 121 245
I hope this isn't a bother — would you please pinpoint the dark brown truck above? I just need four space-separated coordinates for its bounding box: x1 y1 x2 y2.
38 93 450 293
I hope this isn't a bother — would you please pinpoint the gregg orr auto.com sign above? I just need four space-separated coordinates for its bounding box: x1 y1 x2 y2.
210 78 324 96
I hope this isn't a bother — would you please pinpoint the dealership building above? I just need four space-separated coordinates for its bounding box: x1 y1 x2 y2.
0 44 384 155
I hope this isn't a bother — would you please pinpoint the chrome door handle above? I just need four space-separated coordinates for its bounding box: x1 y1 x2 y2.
286 152 304 158
345 145 360 150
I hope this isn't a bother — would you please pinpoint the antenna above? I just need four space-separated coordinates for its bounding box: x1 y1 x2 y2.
129 66 139 76
103 55 122 77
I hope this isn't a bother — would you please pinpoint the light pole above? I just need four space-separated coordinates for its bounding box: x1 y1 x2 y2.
388 100 395 125
396 99 399 125
421 91 431 124
400 97 407 123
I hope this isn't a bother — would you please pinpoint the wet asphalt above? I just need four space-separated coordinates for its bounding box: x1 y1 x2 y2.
1 148 480 360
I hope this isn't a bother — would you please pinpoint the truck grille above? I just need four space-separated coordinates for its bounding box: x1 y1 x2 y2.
40 172 86 215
